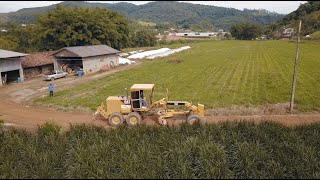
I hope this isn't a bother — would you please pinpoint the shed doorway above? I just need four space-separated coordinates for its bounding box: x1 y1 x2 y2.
56 59 83 74
1 70 20 85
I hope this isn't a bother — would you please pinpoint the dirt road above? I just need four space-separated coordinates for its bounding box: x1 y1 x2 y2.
0 62 141 104
1 61 320 131
0 62 141 131
2 98 320 131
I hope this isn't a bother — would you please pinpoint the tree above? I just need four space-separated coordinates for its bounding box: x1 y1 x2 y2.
230 23 262 40
224 33 232 40
0 37 19 51
131 29 157 47
35 5 130 51
155 22 174 31
269 1 320 36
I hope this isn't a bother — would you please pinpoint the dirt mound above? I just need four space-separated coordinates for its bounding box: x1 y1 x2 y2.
167 60 183 64
205 103 295 116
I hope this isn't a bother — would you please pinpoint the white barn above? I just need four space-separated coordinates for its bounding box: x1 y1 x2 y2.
53 45 120 75
0 49 27 86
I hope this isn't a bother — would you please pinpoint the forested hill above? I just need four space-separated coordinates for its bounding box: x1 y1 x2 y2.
270 1 320 35
0 1 284 31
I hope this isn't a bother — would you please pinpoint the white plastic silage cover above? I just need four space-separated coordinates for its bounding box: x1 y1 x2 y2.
173 46 191 53
147 50 175 59
146 46 191 59
127 48 171 59
119 57 136 65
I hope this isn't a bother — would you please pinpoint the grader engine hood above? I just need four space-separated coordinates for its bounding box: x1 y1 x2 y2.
189 103 205 117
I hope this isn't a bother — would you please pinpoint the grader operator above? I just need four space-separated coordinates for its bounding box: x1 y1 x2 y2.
94 84 205 127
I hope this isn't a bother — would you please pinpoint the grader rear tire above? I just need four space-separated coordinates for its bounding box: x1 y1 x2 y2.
108 112 124 127
187 114 203 125
126 112 142 126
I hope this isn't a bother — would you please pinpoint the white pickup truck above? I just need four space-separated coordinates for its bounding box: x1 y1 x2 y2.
43 70 68 81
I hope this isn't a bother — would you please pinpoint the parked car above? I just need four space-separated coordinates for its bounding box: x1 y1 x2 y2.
43 70 68 81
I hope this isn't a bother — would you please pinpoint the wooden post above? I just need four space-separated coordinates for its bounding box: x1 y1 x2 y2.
0 72 2 86
290 20 302 113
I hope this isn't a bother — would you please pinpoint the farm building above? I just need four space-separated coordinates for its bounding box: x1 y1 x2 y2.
21 51 55 78
176 32 218 37
175 31 227 37
52 45 120 75
281 28 294 40
0 49 27 86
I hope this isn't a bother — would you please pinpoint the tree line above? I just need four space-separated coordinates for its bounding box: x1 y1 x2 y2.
0 5 157 53
229 1 320 40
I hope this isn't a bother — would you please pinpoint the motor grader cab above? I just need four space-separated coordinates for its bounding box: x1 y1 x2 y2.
129 84 154 111
94 84 205 127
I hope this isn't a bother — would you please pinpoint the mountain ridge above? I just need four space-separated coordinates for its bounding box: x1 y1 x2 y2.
0 1 285 31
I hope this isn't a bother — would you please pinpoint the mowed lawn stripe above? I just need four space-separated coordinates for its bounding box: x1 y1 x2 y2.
262 43 291 101
230 51 248 104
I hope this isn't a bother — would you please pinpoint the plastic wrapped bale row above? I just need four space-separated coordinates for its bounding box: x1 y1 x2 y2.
127 48 171 59
146 46 191 59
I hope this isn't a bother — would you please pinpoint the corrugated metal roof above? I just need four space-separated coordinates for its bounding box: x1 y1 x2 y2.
53 45 120 58
0 49 28 59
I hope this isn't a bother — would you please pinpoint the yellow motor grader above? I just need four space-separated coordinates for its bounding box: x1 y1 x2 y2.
94 84 205 127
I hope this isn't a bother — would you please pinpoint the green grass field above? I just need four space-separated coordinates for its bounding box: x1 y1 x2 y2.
137 20 157 27
1 122 320 178
35 40 320 111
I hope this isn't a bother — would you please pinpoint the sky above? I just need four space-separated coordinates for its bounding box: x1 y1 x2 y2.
0 1 307 14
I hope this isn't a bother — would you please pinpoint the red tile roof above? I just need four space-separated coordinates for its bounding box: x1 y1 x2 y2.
21 51 56 68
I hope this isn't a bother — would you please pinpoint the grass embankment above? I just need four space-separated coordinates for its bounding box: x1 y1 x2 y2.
35 40 320 111
1 121 320 178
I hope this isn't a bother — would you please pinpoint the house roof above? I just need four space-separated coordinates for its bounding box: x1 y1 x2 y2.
21 51 56 68
53 45 120 58
0 49 28 59
130 84 154 91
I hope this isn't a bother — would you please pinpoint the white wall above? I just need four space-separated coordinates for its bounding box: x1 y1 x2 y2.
0 58 24 86
82 54 119 74
0 59 21 72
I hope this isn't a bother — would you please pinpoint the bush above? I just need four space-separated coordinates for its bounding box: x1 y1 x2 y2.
1 122 320 178
158 38 201 45
310 31 320 40
37 122 61 137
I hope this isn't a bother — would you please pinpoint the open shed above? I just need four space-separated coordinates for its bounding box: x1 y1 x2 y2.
21 51 55 78
0 49 27 86
52 45 120 75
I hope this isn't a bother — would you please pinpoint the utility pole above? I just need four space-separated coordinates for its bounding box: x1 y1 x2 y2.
290 20 302 113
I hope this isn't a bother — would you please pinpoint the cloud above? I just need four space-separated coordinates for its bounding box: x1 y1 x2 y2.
0 1 62 13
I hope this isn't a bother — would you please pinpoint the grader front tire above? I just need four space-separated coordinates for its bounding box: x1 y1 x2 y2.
108 112 124 127
126 112 142 126
187 114 203 125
